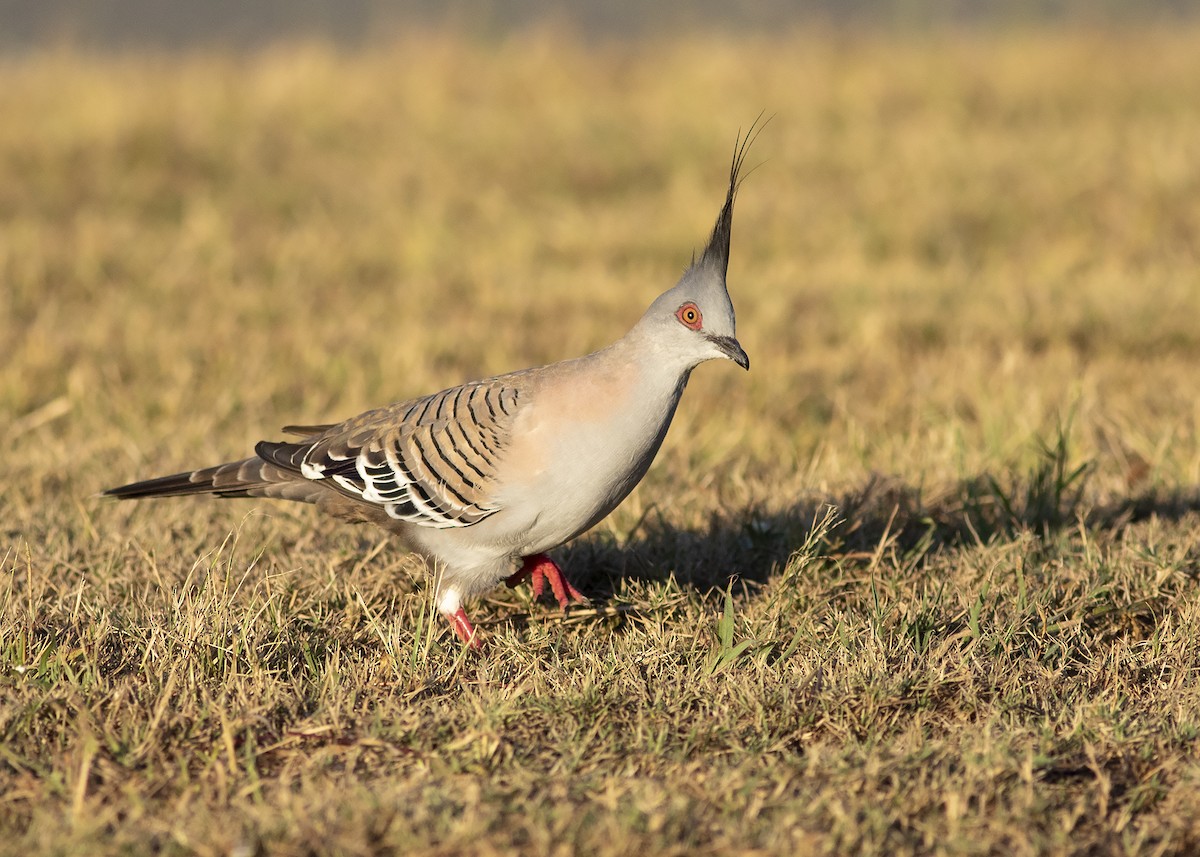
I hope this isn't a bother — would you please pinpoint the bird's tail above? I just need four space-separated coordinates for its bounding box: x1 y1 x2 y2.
104 456 320 503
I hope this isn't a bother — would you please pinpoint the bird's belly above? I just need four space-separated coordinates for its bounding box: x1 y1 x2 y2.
521 445 651 551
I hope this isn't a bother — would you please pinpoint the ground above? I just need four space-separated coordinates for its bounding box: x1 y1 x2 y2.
3 25 1200 856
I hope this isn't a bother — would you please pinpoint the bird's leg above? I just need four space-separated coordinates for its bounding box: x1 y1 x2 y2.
438 584 482 650
447 607 483 650
505 553 586 608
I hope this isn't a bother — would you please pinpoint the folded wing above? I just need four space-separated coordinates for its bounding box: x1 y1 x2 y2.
258 378 523 529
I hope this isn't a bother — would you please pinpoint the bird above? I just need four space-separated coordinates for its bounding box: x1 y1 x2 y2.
105 123 760 649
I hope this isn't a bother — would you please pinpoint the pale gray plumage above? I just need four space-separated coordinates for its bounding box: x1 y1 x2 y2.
106 120 762 646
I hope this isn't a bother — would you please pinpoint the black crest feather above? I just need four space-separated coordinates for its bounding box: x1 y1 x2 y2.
696 113 769 278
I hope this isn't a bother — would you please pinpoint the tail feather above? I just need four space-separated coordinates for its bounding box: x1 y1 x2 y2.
104 457 313 501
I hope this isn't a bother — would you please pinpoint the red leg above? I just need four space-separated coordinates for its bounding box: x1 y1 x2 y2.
505 553 585 609
447 607 483 650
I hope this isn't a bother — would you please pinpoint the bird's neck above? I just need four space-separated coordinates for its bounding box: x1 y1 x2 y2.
620 316 702 378
593 330 694 432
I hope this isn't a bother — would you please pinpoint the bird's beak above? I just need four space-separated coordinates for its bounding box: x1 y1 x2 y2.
709 334 750 371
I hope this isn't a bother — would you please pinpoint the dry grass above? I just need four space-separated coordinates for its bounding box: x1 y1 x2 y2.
4 25 1200 856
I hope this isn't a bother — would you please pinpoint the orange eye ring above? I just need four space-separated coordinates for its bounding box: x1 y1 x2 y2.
676 302 702 331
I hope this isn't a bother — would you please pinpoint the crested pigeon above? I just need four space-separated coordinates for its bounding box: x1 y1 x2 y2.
106 125 759 648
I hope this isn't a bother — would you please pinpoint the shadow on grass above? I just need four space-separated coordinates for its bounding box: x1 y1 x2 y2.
561 431 1200 601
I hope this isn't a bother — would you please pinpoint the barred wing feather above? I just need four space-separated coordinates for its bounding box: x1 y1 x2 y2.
257 379 522 529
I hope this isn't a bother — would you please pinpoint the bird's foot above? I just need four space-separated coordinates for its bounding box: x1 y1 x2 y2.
447 607 483 650
505 553 586 609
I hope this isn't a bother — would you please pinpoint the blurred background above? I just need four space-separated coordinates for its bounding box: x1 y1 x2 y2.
2 0 1197 48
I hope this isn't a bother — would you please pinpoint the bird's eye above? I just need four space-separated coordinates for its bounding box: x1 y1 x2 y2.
676 302 702 330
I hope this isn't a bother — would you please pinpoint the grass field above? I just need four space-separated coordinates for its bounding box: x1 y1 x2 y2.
4 25 1200 856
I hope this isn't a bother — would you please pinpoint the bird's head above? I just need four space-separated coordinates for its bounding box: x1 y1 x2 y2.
637 120 762 374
